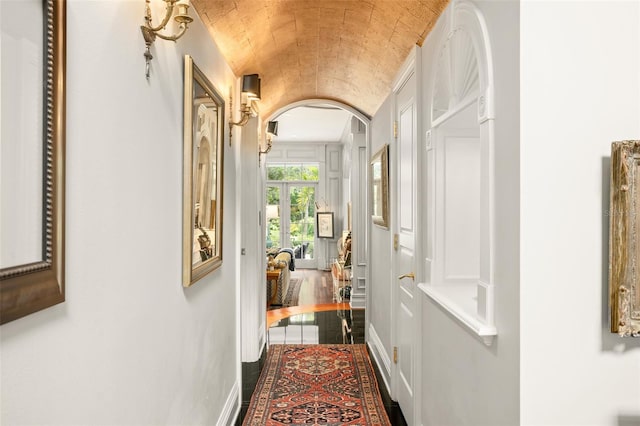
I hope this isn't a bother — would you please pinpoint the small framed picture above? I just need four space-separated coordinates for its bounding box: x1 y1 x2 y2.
316 212 334 239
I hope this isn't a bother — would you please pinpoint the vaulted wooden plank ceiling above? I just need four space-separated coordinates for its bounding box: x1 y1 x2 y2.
191 0 450 118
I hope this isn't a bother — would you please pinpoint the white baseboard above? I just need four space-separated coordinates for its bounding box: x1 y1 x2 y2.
349 293 366 309
367 323 392 396
258 322 265 354
217 380 240 426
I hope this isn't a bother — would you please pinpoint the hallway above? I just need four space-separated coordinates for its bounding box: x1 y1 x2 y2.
239 270 406 425
2 1 639 425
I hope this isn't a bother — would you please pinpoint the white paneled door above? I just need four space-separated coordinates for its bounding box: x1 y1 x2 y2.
394 71 417 424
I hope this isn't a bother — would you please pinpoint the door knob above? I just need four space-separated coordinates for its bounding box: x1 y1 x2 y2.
398 272 415 281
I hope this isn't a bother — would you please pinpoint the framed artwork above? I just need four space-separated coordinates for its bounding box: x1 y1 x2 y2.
609 140 640 337
317 212 334 239
183 55 225 287
370 144 389 228
0 0 66 324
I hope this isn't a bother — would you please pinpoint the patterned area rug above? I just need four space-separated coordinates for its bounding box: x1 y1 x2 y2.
243 344 391 426
282 278 302 307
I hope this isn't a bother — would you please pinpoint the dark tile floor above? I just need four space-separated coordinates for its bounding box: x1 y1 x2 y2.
236 309 407 425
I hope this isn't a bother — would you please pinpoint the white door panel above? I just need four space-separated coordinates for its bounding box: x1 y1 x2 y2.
398 300 414 397
394 71 417 425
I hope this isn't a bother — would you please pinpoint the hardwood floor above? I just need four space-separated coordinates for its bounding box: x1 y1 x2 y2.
238 269 407 425
267 302 352 328
267 269 351 327
294 268 335 305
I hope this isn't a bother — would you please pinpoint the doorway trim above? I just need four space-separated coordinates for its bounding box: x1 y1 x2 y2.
265 99 371 126
238 99 372 362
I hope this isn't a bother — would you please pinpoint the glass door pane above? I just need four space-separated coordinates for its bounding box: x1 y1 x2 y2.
289 185 316 267
266 186 281 249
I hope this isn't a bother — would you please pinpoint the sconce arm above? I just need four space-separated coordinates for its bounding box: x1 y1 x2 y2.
154 23 189 42
258 137 274 166
229 112 251 128
259 138 274 155
228 111 250 142
143 0 176 33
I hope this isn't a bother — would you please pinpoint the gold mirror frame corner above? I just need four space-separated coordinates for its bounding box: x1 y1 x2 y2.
370 144 389 229
0 0 66 325
182 55 225 287
609 140 640 337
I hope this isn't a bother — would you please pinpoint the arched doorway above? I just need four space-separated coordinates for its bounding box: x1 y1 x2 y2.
262 100 370 308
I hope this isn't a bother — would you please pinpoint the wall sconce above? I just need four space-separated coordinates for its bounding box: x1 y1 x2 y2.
140 0 193 80
229 74 261 142
259 121 278 166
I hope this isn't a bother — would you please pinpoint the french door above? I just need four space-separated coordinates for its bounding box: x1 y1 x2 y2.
266 183 317 269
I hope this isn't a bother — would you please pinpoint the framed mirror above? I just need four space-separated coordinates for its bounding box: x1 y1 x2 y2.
0 0 66 324
370 144 389 229
183 55 224 287
609 140 640 337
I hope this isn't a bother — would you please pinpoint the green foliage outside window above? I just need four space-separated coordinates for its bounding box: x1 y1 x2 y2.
267 164 319 182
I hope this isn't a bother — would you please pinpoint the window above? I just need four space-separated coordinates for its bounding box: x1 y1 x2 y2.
267 164 319 182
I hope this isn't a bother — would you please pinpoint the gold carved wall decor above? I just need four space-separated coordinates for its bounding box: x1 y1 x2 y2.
609 140 640 337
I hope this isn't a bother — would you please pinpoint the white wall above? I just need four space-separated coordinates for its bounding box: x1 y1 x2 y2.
521 2 640 425
418 1 521 425
0 1 240 424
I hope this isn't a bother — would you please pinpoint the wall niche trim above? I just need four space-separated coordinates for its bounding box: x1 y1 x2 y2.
425 0 497 344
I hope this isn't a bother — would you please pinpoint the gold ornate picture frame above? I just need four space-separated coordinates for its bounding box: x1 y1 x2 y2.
609 140 640 337
0 0 66 324
182 55 225 287
371 144 389 229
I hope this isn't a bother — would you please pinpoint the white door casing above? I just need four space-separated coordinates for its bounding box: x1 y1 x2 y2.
349 118 368 309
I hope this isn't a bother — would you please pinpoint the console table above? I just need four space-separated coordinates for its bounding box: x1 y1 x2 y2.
266 269 281 307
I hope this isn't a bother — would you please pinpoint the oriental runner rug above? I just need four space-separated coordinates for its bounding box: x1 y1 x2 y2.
243 344 391 426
